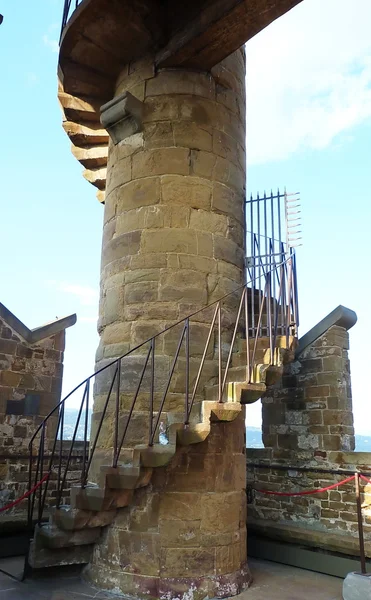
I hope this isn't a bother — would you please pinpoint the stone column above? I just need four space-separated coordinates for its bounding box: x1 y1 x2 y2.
88 49 249 598
92 49 246 458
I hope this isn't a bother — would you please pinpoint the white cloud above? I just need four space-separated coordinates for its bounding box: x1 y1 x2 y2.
43 34 59 53
49 281 99 307
246 0 371 164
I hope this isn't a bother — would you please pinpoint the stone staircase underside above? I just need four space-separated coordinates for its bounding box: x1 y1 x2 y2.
57 0 302 201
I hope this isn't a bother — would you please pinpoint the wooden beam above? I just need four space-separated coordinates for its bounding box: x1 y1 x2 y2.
156 0 303 70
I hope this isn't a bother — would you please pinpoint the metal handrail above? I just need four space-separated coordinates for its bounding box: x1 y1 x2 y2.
27 251 298 527
60 0 82 39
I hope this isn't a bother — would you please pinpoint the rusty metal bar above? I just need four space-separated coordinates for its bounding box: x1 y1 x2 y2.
83 365 118 488
221 287 246 396
37 424 45 524
244 284 250 380
355 472 367 574
189 303 219 420
249 281 268 382
151 323 187 445
185 318 190 425
58 383 87 502
115 343 152 465
148 338 155 446
218 303 222 402
113 358 121 467
81 380 90 483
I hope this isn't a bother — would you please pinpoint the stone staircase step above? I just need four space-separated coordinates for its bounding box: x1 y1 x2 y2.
176 422 210 445
236 382 266 405
60 59 112 98
71 484 133 511
83 165 107 190
58 91 102 122
202 401 241 423
136 443 176 468
51 506 116 531
28 539 93 569
71 144 108 169
100 465 153 490
35 523 101 549
62 120 109 146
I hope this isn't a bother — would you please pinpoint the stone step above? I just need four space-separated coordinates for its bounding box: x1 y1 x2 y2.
136 443 176 468
234 382 266 405
51 506 116 531
58 91 102 122
202 401 241 423
71 484 134 511
100 465 153 490
35 523 101 549
62 120 109 146
59 59 112 98
83 166 107 190
28 539 93 569
176 422 210 445
71 144 108 169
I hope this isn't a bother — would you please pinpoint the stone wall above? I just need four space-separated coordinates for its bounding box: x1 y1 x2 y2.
0 441 88 529
0 304 76 526
246 321 371 556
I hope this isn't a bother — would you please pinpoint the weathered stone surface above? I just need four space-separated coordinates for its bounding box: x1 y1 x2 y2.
343 572 371 600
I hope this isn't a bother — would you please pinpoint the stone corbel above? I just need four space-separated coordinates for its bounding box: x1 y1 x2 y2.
100 92 143 145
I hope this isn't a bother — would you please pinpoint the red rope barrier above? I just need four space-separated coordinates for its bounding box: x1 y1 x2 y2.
360 474 371 485
0 472 50 513
254 474 356 497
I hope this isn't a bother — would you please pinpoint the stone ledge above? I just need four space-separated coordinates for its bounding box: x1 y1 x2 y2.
247 517 370 558
297 305 357 356
0 303 76 344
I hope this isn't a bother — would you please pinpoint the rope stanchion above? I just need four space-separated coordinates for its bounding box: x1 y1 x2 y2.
0 472 50 513
254 474 356 497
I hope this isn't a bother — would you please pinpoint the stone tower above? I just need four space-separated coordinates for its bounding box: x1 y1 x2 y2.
57 0 302 596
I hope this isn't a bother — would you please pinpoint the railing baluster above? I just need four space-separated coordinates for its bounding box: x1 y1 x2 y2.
37 424 45 525
81 380 90 485
83 366 117 487
116 343 152 466
59 383 88 504
221 288 246 397
189 304 219 420
149 338 155 446
113 359 121 467
57 402 64 502
185 318 190 425
244 284 250 380
151 324 187 445
218 303 222 403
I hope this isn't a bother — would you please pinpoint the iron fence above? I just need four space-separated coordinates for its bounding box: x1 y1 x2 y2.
27 254 298 527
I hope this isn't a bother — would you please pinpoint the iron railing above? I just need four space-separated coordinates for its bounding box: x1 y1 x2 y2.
61 0 82 39
27 253 298 527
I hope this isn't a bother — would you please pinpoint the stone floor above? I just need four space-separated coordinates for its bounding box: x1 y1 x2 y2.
0 557 343 599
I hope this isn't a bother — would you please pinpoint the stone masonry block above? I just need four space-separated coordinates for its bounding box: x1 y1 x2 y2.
173 121 212 152
161 175 212 210
212 181 244 223
146 71 215 100
106 156 132 193
115 177 160 212
132 148 190 179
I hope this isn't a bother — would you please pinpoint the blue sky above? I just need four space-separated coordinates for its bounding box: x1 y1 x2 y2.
1 1 370 432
